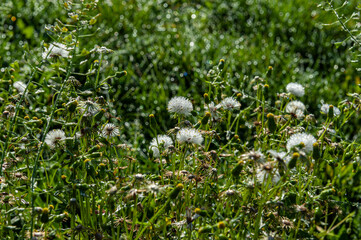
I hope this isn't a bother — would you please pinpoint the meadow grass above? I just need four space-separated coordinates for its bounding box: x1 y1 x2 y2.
1 0 361 239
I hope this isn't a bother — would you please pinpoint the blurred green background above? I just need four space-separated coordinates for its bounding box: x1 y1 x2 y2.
1 0 359 152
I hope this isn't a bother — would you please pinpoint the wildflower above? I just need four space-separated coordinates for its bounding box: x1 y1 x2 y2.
176 128 203 145
321 104 341 117
285 100 306 119
45 129 66 149
286 83 305 97
149 135 173 157
168 96 193 116
79 100 100 117
13 81 27 93
100 123 119 138
218 97 241 110
42 43 71 59
286 133 316 153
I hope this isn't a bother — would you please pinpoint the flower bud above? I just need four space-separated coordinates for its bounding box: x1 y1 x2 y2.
218 59 225 70
169 183 183 200
201 112 211 125
115 71 127 79
266 66 273 77
327 105 334 119
312 142 320 161
266 113 277 133
217 221 226 229
204 93 210 104
288 152 299 169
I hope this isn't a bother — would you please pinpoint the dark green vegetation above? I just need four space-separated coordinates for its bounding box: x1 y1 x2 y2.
1 0 361 239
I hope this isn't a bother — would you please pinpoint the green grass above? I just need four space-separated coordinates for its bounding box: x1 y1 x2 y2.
1 0 361 239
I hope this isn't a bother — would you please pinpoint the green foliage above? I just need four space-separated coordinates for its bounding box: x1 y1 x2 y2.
0 0 361 239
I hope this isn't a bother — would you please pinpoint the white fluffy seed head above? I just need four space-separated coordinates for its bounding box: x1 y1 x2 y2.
286 83 305 97
45 129 66 149
218 97 241 110
101 123 119 138
321 104 341 117
286 133 316 153
256 167 281 185
285 100 306 119
42 43 70 59
149 135 173 157
168 96 193 116
13 81 27 93
79 100 101 117
176 128 203 145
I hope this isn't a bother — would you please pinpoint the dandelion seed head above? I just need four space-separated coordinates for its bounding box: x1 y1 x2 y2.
13 81 27 93
147 182 161 194
286 83 305 97
43 43 71 59
149 135 173 157
285 100 306 119
242 150 265 163
176 128 203 145
101 123 119 138
134 173 145 181
286 133 316 153
218 97 241 110
45 129 66 149
256 166 280 185
79 100 100 116
321 104 341 116
168 96 193 116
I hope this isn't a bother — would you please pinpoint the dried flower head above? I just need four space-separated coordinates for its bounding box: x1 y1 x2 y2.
286 133 316 153
79 100 101 117
321 104 341 117
218 97 241 110
45 129 66 149
241 150 265 163
149 135 173 157
101 123 119 138
43 43 71 59
168 96 193 116
285 100 306 119
176 128 203 145
286 83 305 97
